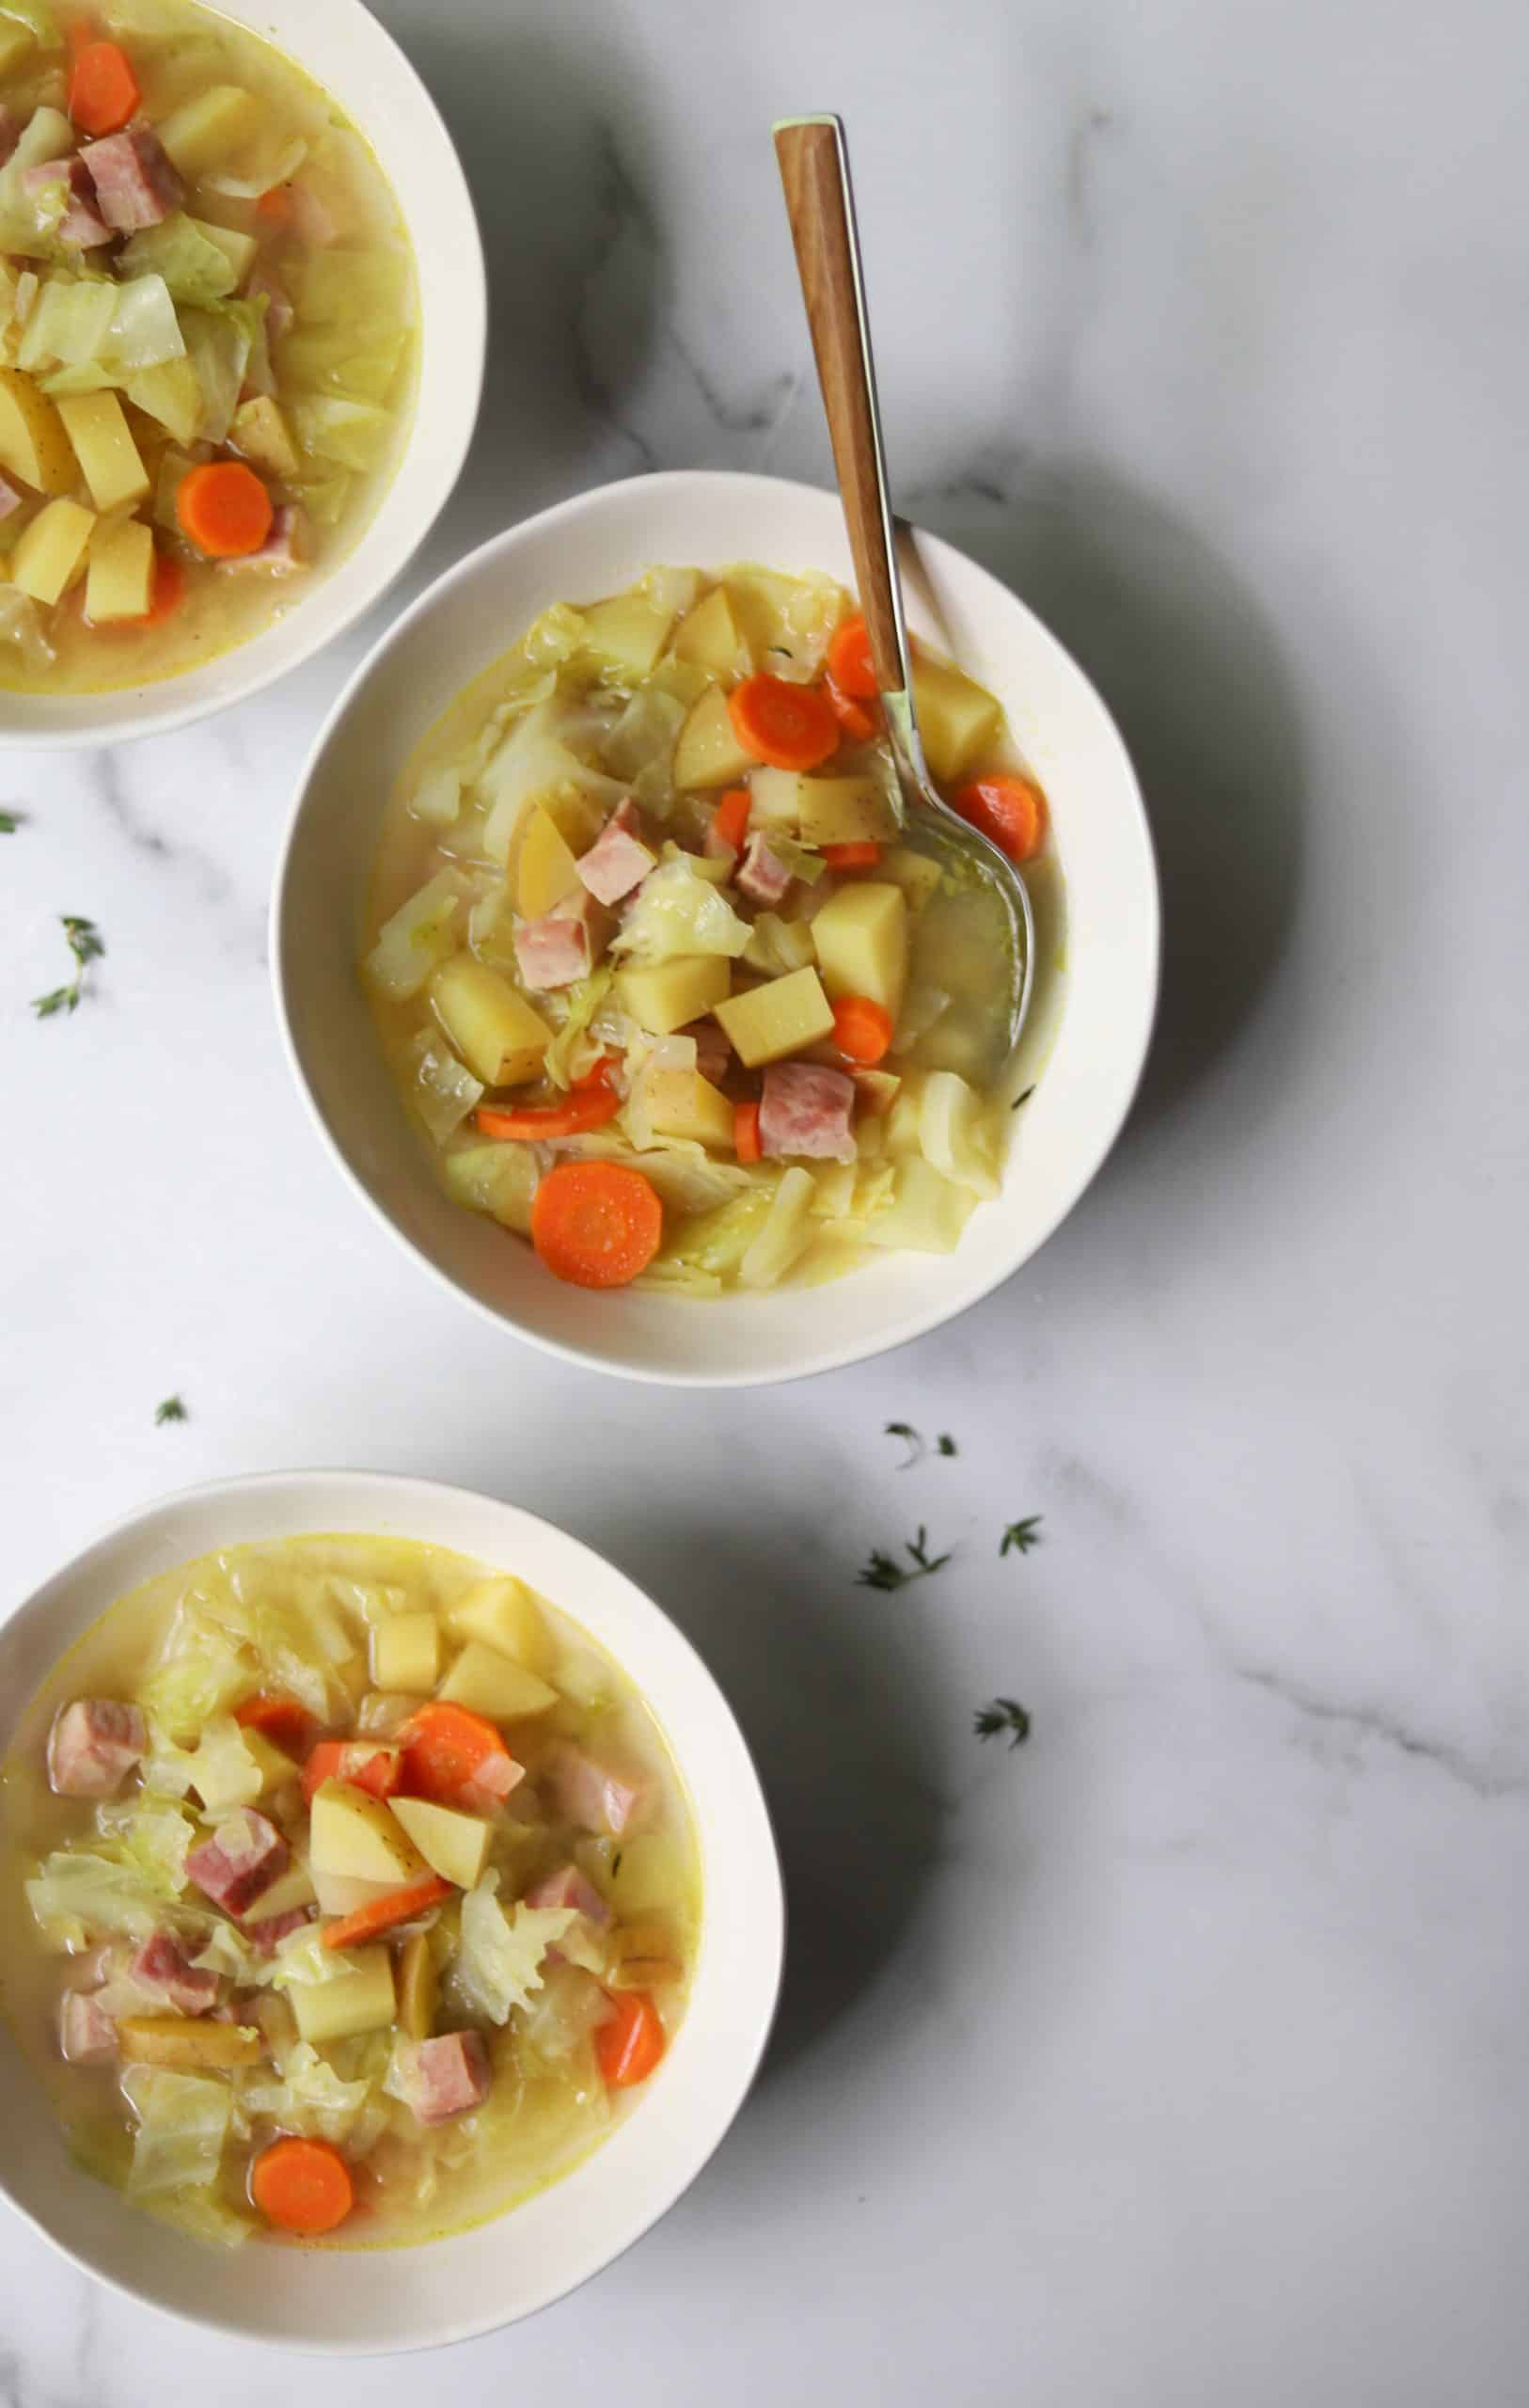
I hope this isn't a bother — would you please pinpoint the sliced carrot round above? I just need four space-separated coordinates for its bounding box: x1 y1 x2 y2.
531 1160 662 1290
727 673 839 773
709 787 751 854
821 840 881 871
398 1701 515 1806
176 460 274 561
251 2137 354 2236
596 1990 666 2087
475 1060 621 1142
301 1737 401 1807
826 675 877 741
733 1100 763 1164
69 40 140 137
234 1692 313 1758
827 614 878 700
832 995 894 1065
949 772 1048 864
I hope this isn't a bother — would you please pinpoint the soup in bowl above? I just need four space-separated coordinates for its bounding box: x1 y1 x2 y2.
0 1472 781 2348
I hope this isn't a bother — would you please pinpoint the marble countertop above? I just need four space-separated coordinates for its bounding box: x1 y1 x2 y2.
4 0 1527 2396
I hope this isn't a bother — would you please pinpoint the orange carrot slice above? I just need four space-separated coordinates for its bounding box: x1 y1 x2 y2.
251 2137 354 2235
530 1161 662 1289
176 461 273 561
948 772 1048 864
727 673 839 773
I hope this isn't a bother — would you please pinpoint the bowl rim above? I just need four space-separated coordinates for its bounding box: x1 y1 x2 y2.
0 0 487 752
0 1467 786 2352
271 467 1161 1388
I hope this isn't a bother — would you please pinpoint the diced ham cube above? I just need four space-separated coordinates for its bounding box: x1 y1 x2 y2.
736 832 794 907
79 124 182 231
462 1750 525 1814
48 1700 146 1798
244 1904 314 1957
577 799 655 908
759 1060 858 1165
514 896 599 991
546 1744 650 1840
23 157 111 247
186 1809 288 1916
221 503 307 577
57 1989 117 2065
679 1018 732 1086
393 2030 491 2126
128 1930 219 2016
247 262 292 338
524 1862 612 1926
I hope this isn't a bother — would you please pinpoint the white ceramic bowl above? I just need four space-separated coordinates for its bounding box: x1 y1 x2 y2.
0 1470 782 2353
1 0 485 749
274 470 1159 1386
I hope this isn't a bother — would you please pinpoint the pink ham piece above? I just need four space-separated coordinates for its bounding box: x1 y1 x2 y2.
704 797 748 861
678 1018 731 1086
759 1060 858 1165
186 1808 288 1917
79 124 182 231
462 1750 524 1814
524 1862 611 1926
48 1700 146 1798
546 1743 649 1840
576 799 654 908
128 1930 219 2016
392 2030 491 2127
58 1990 116 2065
735 832 794 907
244 1904 313 1957
513 895 600 992
221 503 307 577
22 157 111 247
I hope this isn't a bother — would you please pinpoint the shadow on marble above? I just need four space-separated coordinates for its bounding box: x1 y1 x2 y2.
562 1499 949 2075
912 465 1307 1134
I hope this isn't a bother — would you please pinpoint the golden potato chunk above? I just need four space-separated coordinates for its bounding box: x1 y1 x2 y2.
638 1066 734 1149
430 956 551 1087
11 499 96 605
671 585 747 680
309 1780 429 1884
370 1610 441 1693
796 776 899 848
714 967 836 1068
910 654 1002 782
118 2018 263 2069
291 1947 396 2045
0 369 77 497
674 685 755 789
84 520 154 624
811 881 909 1019
56 392 149 515
614 954 732 1037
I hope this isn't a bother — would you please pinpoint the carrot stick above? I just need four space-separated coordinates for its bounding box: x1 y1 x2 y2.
595 1989 665 2087
475 1059 620 1142
399 1701 518 1807
530 1160 663 1289
831 995 895 1065
821 841 881 870
709 787 751 854
826 676 877 742
234 1693 314 1759
727 673 839 773
733 1100 763 1164
826 614 877 700
68 40 139 136
176 461 273 561
301 1737 402 1806
948 772 1048 864
321 1872 453 1951
251 2137 354 2236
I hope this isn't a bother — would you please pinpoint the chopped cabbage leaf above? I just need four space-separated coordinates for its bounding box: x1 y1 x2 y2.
265 1924 366 1991
401 1026 483 1145
97 1795 197 1896
917 1069 1002 1198
612 855 750 963
641 564 701 618
410 764 461 829
192 1919 262 1985
0 0 58 40
123 2067 231 2196
17 276 116 374
119 214 239 306
0 588 55 673
451 1874 572 2025
544 969 612 1091
143 2187 255 2249
238 2042 375 2145
600 686 685 787
139 1608 251 1745
183 1716 266 1815
769 836 827 885
739 1165 817 1290
479 728 623 866
654 1184 777 1279
292 393 390 472
202 135 306 200
180 303 250 443
26 1850 206 1950
522 601 587 667
102 274 186 375
365 868 466 1002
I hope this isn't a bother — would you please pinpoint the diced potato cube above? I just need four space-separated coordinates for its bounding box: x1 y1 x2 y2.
796 776 898 848
860 1157 978 1252
389 1796 493 1889
581 592 671 681
246 1861 316 1921
674 684 755 789
747 767 802 830
715 966 836 1068
430 955 551 1086
118 2017 263 2068
84 519 154 624
156 86 263 179
879 846 945 911
10 497 95 605
311 1866 402 1918
811 881 909 1019
853 1067 902 1117
449 1576 555 1673
292 1946 396 2046
671 585 747 680
0 369 77 497
56 391 149 515
614 954 731 1037
126 358 205 446
514 801 583 916
370 1610 441 1694
397 1929 435 2040
438 1640 559 1723
310 1780 429 1884
910 653 1002 783
639 1066 734 1149
230 394 300 482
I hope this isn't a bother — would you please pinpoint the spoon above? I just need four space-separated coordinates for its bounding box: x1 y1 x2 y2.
773 112 1034 1068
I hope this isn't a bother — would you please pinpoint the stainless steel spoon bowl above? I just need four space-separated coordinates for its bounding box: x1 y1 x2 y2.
774 112 1035 1071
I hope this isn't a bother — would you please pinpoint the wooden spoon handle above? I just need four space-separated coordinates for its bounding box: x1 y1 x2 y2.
774 116 908 695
